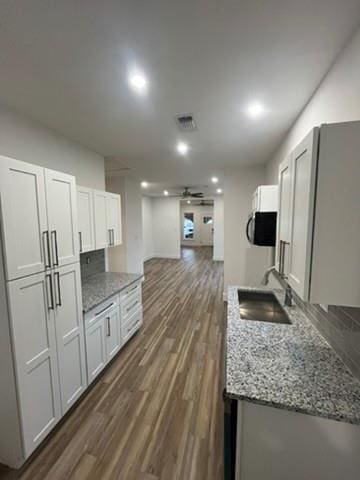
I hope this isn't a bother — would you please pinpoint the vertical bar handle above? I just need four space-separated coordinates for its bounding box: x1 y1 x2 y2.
51 230 59 267
43 231 51 268
108 229 112 247
79 232 83 253
106 316 111 336
46 274 54 311
55 271 62 307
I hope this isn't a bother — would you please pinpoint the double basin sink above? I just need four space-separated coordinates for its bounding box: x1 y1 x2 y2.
238 290 291 325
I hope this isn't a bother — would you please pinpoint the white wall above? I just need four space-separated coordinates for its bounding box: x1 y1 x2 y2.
142 196 154 261
180 204 214 246
213 197 224 261
106 176 144 274
224 165 268 290
266 27 360 183
152 197 181 259
0 104 105 189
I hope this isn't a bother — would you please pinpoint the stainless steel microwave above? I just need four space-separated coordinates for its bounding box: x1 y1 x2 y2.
246 211 277 246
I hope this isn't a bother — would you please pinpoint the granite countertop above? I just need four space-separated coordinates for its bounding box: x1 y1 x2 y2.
226 285 360 425
82 272 144 313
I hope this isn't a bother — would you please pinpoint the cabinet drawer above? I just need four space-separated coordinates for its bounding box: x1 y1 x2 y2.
120 281 141 304
84 294 119 329
122 308 142 345
121 293 142 321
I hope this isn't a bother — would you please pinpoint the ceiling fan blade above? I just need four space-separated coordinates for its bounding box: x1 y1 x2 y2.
191 193 204 197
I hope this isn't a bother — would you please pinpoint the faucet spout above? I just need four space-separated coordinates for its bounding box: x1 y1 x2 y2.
261 265 276 286
284 285 293 307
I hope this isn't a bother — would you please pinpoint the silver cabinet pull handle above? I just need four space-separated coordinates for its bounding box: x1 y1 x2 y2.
126 300 139 312
95 302 115 317
112 228 115 245
79 232 83 253
282 242 290 279
106 316 111 336
51 230 59 267
279 240 283 275
43 230 51 268
46 273 54 310
55 271 62 307
108 228 112 247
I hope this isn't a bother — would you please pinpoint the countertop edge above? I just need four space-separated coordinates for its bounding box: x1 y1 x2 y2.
82 274 144 314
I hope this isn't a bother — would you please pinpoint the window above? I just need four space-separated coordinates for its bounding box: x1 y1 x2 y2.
203 215 213 225
183 212 194 240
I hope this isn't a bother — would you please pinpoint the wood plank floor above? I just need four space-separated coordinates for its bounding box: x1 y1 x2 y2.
1 247 225 480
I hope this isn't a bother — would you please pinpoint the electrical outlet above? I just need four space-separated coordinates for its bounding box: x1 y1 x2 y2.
86 256 91 265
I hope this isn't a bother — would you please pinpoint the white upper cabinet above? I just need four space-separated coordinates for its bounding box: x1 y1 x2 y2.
7 272 61 457
106 193 122 246
45 169 79 268
0 157 49 280
53 263 87 414
276 156 292 275
93 189 109 249
277 121 360 307
287 129 319 299
93 189 122 250
77 186 95 253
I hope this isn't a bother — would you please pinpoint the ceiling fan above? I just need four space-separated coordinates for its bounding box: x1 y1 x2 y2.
170 186 204 198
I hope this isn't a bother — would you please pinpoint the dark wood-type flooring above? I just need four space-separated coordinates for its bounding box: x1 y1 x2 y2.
0 246 225 480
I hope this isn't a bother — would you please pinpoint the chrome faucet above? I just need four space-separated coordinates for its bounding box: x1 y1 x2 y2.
261 265 276 286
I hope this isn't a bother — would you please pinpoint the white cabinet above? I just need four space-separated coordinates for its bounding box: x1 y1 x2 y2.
85 316 107 384
93 189 122 250
45 169 79 268
276 157 292 274
252 185 278 212
0 157 79 280
105 307 121 360
106 193 122 246
77 186 95 253
93 190 109 250
53 263 87 414
287 129 318 299
0 157 48 280
7 272 62 458
276 121 360 306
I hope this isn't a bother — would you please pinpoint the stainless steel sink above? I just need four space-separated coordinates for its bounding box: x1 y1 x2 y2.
238 290 291 325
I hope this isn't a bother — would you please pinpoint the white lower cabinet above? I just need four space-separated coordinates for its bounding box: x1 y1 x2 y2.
236 401 360 480
84 281 143 384
2 262 86 466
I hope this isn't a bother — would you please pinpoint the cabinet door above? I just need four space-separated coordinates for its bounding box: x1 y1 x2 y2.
93 190 109 249
106 193 122 246
105 307 121 361
45 169 78 267
276 157 292 274
53 264 87 414
0 156 49 280
7 273 61 457
85 317 107 384
287 128 319 299
77 186 95 253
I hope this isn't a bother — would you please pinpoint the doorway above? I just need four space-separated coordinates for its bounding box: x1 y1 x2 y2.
180 200 214 247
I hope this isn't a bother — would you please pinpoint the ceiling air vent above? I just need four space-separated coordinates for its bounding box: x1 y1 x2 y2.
175 113 197 132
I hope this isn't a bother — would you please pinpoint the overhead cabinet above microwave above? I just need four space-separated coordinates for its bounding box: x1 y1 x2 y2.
276 121 360 307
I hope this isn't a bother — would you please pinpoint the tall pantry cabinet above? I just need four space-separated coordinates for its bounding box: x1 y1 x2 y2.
0 156 86 467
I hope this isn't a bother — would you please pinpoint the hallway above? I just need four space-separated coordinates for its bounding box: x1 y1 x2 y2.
1 247 224 480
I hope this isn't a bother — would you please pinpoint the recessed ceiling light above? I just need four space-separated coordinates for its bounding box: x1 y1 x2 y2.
141 181 148 188
128 73 148 93
216 188 222 194
187 199 191 204
211 177 219 184
176 142 188 155
247 102 265 118
163 190 169 196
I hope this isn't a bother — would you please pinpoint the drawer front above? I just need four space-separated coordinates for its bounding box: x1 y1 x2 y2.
84 294 119 329
121 293 142 321
122 308 142 345
120 281 141 305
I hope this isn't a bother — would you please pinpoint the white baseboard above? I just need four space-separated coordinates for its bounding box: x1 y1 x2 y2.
153 254 181 259
213 256 224 262
143 254 155 262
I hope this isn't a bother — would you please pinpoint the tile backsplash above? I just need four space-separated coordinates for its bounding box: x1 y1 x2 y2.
80 250 105 282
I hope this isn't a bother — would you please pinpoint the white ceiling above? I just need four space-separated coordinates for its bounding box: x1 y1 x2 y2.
1 1 360 195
